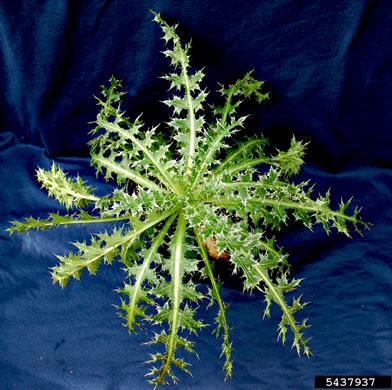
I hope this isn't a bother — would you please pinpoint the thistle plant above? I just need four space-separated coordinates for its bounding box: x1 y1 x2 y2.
7 12 368 387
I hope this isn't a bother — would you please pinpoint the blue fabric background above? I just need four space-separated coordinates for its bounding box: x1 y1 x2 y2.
1 1 391 389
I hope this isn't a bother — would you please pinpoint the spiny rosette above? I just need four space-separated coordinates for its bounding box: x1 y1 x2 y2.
6 10 369 388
